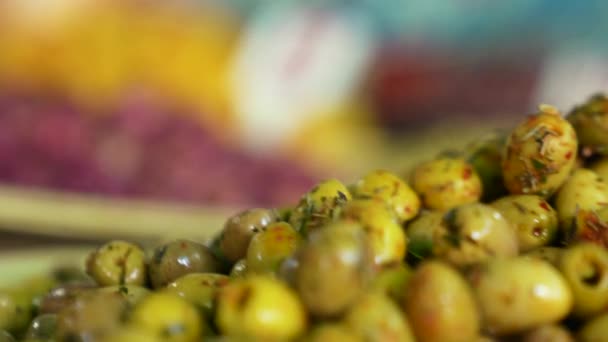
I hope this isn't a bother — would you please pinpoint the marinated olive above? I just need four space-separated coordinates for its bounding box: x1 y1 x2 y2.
569 208 608 247
405 210 444 261
0 288 33 334
220 208 279 263
38 282 96 315
305 323 362 342
502 104 577 197
148 239 220 289
432 203 519 267
521 324 574 342
98 285 151 307
404 261 480 342
463 130 509 202
554 168 608 230
411 157 482 211
351 169 420 223
289 179 352 234
558 242 608 318
165 273 229 318
86 240 147 287
567 93 608 156
577 313 608 342
216 275 307 340
23 314 57 341
245 222 301 275
129 292 205 342
229 259 247 279
344 292 415 342
295 220 373 318
341 199 407 265
491 195 558 252
468 257 573 335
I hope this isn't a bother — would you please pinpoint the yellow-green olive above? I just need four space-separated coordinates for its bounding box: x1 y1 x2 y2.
558 242 608 318
502 104 577 197
216 275 307 340
554 168 608 230
491 195 558 251
432 203 519 267
523 247 564 267
305 323 362 342
352 169 420 223
590 157 608 181
412 157 482 211
164 273 229 318
129 292 204 342
341 199 407 265
566 93 608 156
220 208 279 263
578 313 608 342
101 326 163 342
405 211 444 261
521 324 574 342
404 261 480 342
344 292 416 342
246 222 301 275
0 288 33 334
370 263 412 304
468 257 573 335
85 240 147 287
97 285 151 307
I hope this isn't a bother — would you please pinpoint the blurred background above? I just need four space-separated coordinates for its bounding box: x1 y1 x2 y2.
0 0 607 250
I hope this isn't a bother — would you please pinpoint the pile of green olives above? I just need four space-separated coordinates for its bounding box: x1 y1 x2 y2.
4 95 608 341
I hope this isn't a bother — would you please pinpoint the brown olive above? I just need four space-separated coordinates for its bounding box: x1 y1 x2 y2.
220 209 279 263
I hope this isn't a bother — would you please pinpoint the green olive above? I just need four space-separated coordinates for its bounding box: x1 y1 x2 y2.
554 169 608 230
220 208 279 263
148 239 220 289
55 290 128 341
216 275 307 340
86 240 147 287
403 261 480 342
370 263 412 304
295 220 373 318
289 179 352 234
165 273 229 318
97 285 151 307
411 157 482 211
467 257 573 335
523 247 564 267
246 222 301 275
502 104 577 197
305 323 362 342
23 314 57 341
129 292 204 342
521 324 574 342
341 199 407 265
38 282 97 315
432 203 519 267
0 288 33 334
491 195 558 252
558 242 608 318
0 331 14 342
578 313 608 342
351 169 420 223
405 211 444 261
566 93 608 156
229 259 248 279
463 130 509 202
344 292 416 342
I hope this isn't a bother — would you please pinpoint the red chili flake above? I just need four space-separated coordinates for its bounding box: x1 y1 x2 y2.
462 167 472 180
565 151 573 160
539 201 550 211
180 242 188 249
404 206 412 213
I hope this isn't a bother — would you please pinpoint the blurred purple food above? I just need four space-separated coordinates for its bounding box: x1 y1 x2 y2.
0 89 319 208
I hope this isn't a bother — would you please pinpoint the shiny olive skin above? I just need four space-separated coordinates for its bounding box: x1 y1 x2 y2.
229 259 248 279
289 179 352 234
0 331 14 342
567 93 608 155
148 239 220 289
246 222 301 275
341 199 407 265
411 157 482 211
220 208 279 263
216 275 307 341
370 263 412 304
130 292 206 342
404 261 480 342
55 290 127 341
165 273 229 318
23 314 57 341
101 326 163 342
305 324 362 342
463 130 509 202
468 257 573 335
554 168 608 230
351 169 420 223
0 288 33 334
502 104 577 197
558 242 608 318
98 285 151 307
521 324 574 342
38 282 97 315
578 313 608 342
432 203 519 267
491 195 558 252
86 240 147 287
405 211 444 261
344 292 415 342
295 220 373 318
